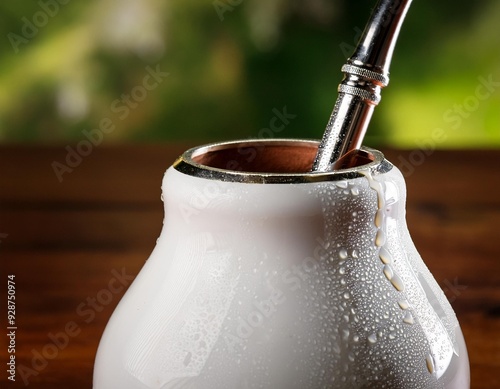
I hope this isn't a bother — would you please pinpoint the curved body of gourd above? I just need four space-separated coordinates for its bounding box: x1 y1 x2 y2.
94 141 469 389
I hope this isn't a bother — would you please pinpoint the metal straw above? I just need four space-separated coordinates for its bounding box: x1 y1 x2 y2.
312 0 413 172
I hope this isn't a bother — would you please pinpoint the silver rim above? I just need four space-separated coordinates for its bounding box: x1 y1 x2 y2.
173 139 393 184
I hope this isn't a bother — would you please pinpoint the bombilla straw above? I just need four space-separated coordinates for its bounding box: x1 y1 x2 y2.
312 0 413 172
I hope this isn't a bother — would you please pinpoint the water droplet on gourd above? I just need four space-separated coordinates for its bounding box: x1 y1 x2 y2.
426 354 436 374
403 311 414 325
375 229 386 247
375 209 384 228
390 273 405 291
398 300 410 310
379 247 392 264
383 265 394 280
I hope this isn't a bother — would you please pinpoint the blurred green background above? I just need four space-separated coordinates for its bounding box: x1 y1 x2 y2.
1 0 499 148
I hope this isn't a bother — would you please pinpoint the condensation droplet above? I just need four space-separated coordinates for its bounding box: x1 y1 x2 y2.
368 333 378 344
339 249 348 260
352 249 359 259
336 181 348 189
351 187 360 196
375 229 386 247
339 267 346 275
383 264 394 281
379 247 392 264
403 311 414 325
426 354 436 374
390 273 405 291
398 300 410 310
374 209 384 228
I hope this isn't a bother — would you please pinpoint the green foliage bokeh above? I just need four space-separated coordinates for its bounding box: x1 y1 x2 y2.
0 0 499 148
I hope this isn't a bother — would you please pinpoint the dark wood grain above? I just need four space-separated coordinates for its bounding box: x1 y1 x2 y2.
0 145 498 388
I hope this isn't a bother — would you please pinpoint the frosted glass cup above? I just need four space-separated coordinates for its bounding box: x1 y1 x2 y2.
94 139 470 389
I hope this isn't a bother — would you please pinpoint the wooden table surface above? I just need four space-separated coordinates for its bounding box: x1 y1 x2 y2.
0 144 499 388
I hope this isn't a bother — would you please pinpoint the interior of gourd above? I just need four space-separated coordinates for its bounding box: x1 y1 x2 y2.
191 142 375 173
